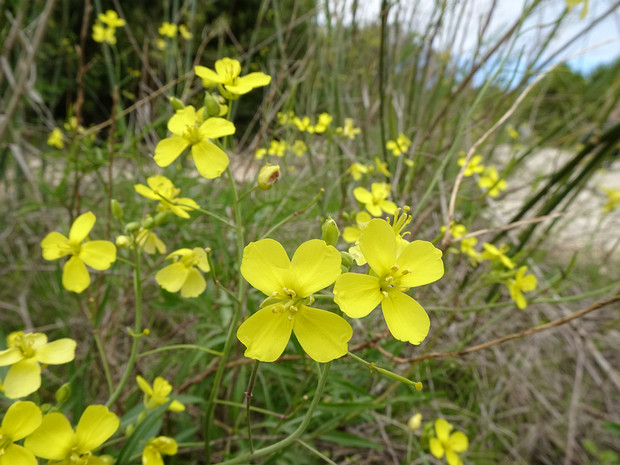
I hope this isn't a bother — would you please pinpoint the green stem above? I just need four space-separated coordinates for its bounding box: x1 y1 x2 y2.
204 165 245 463
137 344 223 359
245 360 261 453
347 352 422 390
214 362 332 465
106 245 143 407
93 331 114 395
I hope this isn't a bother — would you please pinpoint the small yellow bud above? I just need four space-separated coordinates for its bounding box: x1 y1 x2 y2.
168 96 186 111
116 235 131 248
257 163 280 190
321 217 340 246
407 413 422 431
340 251 354 271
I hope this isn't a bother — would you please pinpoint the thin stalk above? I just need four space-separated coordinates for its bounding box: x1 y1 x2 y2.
214 362 332 465
106 245 143 407
245 360 261 453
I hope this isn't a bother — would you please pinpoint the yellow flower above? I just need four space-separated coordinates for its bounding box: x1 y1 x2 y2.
24 405 119 463
97 10 125 28
47 128 64 149
480 243 514 269
478 166 506 197
460 237 480 263
41 211 117 293
237 239 352 362
374 157 391 177
142 436 178 465
136 376 185 412
194 58 271 99
0 332 76 399
255 147 267 159
92 23 117 45
347 162 370 181
333 219 444 344
292 140 307 156
507 266 537 309
353 183 397 217
429 418 469 465
343 211 372 244
267 140 286 157
386 133 411 156
336 118 361 140
179 24 193 40
313 113 333 134
506 124 519 140
136 229 167 255
158 22 178 38
0 401 42 465
457 154 484 177
440 222 467 239
156 247 210 298
154 105 235 179
600 186 620 213
134 175 199 219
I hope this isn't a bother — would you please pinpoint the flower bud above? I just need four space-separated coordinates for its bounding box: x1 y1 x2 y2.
116 235 131 248
55 383 71 405
141 216 155 230
110 199 123 220
257 163 280 190
321 217 340 246
204 92 221 117
407 413 422 431
168 96 185 111
154 211 169 226
340 251 354 271
125 221 140 233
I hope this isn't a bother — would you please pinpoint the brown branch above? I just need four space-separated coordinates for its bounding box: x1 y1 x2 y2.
377 295 620 364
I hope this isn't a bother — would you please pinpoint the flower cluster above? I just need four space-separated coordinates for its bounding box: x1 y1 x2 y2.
457 152 507 197
386 133 411 156
92 10 125 45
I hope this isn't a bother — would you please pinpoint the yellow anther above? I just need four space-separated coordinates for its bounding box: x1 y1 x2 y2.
382 290 389 298
401 268 412 275
289 305 298 313
384 276 394 284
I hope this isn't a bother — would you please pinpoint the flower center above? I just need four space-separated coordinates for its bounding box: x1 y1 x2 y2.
266 287 315 321
183 125 203 145
0 433 14 455
11 333 37 358
378 264 412 295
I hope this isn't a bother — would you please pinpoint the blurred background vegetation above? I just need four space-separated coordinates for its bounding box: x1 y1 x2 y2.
1 0 620 464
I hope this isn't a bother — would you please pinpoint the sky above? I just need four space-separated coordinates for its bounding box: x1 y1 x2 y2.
322 0 620 75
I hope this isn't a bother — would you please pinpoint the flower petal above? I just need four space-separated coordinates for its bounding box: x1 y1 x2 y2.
290 240 341 296
156 262 189 293
134 184 159 200
446 450 463 465
154 136 189 167
69 212 96 243
41 232 72 260
75 405 119 452
449 431 469 452
359 219 397 276
24 412 74 460
240 239 290 296
429 437 445 459
0 347 24 366
167 106 196 135
236 72 271 89
293 306 352 363
142 445 164 465
35 339 76 365
199 117 236 139
381 289 430 344
191 140 229 179
0 443 38 465
236 305 293 362
396 240 444 288
180 268 206 298
435 418 452 442
353 187 372 204
63 256 90 293
333 273 383 318
80 241 116 270
136 376 153 395
194 65 224 86
2 401 42 440
3 358 41 399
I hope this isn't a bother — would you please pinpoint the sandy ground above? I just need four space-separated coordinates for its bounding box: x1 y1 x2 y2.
492 144 620 263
